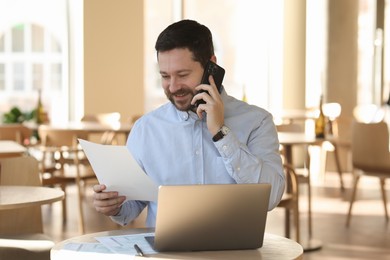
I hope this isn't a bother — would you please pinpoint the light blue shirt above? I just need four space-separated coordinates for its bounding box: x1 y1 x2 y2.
111 89 285 227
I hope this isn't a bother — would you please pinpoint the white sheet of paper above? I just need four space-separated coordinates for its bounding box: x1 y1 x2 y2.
95 232 157 255
60 242 132 259
78 139 158 201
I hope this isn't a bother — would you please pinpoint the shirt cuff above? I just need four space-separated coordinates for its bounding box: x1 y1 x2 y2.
214 131 239 158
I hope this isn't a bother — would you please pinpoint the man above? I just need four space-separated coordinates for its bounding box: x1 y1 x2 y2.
93 20 285 227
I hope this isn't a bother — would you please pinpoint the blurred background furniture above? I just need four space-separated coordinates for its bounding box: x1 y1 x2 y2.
81 112 121 144
0 156 63 260
346 120 390 226
0 141 27 158
37 127 97 234
277 124 323 251
0 123 32 145
277 164 300 243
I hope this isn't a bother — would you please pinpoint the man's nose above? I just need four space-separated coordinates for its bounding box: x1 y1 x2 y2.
169 77 180 93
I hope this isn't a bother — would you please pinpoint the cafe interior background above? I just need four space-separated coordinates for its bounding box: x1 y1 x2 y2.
2 0 390 173
1 0 390 257
0 0 389 123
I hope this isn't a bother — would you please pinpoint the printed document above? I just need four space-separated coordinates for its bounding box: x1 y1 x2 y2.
79 139 158 201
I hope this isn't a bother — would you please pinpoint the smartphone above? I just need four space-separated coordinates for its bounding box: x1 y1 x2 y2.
194 60 225 106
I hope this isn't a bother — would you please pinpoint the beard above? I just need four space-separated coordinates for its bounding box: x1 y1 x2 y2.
165 88 197 112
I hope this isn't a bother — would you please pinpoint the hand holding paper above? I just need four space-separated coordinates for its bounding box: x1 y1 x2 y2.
79 139 158 201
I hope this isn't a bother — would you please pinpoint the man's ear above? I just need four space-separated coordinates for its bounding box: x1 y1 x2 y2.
210 55 217 63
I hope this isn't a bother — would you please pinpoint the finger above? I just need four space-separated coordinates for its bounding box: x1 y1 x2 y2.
95 203 120 215
207 75 222 100
94 195 125 208
208 75 216 88
196 105 204 119
93 184 106 193
93 188 118 200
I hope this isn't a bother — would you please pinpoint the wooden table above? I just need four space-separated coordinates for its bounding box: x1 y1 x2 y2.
25 121 132 135
0 140 27 158
278 132 323 252
51 229 304 260
0 186 64 210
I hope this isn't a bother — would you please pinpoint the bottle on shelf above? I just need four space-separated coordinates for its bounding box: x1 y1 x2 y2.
315 95 326 138
31 89 46 143
36 89 45 124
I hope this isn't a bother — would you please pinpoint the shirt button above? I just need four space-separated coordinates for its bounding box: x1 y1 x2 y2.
182 113 189 120
222 145 228 151
195 150 200 155
236 166 241 172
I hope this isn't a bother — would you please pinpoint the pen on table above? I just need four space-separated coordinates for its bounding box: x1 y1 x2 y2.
134 243 144 257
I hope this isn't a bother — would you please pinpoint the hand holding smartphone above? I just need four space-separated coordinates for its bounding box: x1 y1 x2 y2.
194 60 225 107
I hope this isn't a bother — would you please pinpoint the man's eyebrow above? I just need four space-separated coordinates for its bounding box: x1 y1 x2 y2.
160 69 192 75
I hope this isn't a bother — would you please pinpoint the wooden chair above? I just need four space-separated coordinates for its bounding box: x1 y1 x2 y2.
277 164 300 243
0 123 32 145
276 123 313 242
37 127 97 234
81 112 121 144
0 156 54 260
346 120 390 226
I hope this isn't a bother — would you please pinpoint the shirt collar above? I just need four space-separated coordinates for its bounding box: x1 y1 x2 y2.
176 109 200 122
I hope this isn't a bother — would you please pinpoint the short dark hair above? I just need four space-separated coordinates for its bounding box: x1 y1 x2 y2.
155 19 214 68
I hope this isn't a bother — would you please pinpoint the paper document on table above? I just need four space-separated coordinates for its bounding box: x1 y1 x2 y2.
78 139 158 201
63 242 112 253
95 232 157 255
61 242 132 259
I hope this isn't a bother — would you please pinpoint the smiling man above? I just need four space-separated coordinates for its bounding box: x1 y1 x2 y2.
92 19 285 227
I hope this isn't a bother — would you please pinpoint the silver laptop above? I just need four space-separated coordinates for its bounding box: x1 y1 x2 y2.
145 183 271 252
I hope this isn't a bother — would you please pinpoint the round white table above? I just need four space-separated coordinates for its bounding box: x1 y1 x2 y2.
51 229 304 260
0 186 64 210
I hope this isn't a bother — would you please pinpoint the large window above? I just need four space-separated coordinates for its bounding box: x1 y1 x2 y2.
0 0 69 124
0 23 63 92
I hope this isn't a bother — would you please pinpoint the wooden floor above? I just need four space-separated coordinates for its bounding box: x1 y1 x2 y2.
42 171 390 259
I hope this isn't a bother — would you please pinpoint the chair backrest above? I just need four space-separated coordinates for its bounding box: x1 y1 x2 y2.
0 124 32 145
351 120 390 172
81 113 121 144
38 127 89 148
0 156 43 234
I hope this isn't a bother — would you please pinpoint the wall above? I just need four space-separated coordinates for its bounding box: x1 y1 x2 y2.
327 0 358 123
84 0 144 123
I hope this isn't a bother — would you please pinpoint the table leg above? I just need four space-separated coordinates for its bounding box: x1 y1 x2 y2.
302 147 322 252
283 144 322 252
333 144 345 191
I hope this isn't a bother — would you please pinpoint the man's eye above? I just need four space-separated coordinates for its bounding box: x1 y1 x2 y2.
178 74 189 78
161 75 170 80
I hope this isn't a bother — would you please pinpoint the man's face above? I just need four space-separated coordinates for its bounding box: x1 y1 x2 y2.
158 48 203 111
